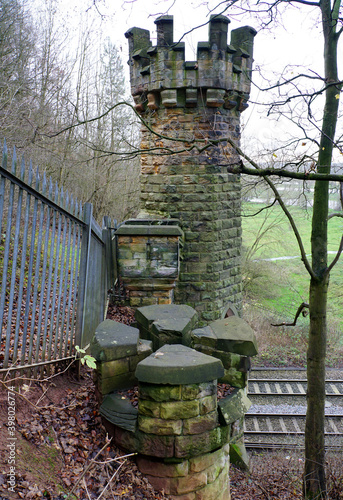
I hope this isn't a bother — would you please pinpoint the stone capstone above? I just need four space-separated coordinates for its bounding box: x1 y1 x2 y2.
90 322 152 395
191 316 258 356
136 304 198 331
135 344 224 385
218 388 252 426
90 320 139 361
229 441 250 470
136 304 198 349
99 392 138 433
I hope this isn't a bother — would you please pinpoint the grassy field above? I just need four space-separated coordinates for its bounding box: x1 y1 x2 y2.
241 202 343 367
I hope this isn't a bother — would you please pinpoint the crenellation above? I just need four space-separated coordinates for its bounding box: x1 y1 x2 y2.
208 14 231 52
155 15 174 47
126 15 255 112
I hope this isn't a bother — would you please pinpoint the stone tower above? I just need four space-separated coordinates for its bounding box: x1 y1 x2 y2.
125 15 255 323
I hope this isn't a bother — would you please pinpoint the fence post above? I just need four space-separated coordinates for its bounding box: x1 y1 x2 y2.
75 203 92 349
102 216 116 290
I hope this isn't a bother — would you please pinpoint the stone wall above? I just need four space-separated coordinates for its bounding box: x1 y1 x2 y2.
125 15 256 323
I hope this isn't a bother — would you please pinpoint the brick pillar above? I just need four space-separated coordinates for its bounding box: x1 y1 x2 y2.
125 16 256 324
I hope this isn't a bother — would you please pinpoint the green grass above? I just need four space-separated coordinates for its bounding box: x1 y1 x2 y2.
242 202 343 258
242 202 343 367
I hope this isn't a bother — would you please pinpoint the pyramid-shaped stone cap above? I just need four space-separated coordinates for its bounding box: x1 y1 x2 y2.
135 344 224 385
90 320 139 361
192 316 258 356
135 304 197 331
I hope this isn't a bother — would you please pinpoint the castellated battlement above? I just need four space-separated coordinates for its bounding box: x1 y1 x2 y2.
125 15 256 113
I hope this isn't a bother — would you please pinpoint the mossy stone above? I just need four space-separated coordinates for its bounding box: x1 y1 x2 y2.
209 317 258 356
135 344 224 385
90 320 139 362
218 388 252 425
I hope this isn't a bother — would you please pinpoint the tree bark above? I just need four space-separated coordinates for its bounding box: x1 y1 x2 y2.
304 0 342 497
305 277 328 498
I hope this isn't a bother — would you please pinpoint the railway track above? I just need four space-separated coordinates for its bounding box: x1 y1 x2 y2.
244 368 343 450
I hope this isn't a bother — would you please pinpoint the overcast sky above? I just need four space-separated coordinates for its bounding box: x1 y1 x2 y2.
104 0 329 151
50 0 341 159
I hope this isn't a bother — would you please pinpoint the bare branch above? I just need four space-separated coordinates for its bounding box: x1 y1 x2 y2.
328 212 343 219
242 198 277 217
283 0 319 6
271 302 310 327
325 234 343 275
228 158 343 183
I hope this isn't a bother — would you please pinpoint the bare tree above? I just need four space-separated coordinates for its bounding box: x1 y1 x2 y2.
211 1 342 497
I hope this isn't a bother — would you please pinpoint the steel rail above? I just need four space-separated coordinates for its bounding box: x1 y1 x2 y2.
245 443 342 451
248 379 343 384
244 431 342 435
246 412 343 417
248 393 342 397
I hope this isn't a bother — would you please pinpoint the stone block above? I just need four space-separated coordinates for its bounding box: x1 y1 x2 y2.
136 430 175 458
139 383 182 402
206 457 226 483
137 456 189 477
160 400 200 420
96 371 137 395
144 475 172 494
138 399 161 418
189 446 226 473
218 389 251 426
90 320 139 362
169 493 196 500
229 442 249 470
98 358 130 379
194 460 230 499
138 415 183 435
230 418 244 441
182 411 218 435
219 368 247 388
199 395 217 415
113 426 137 452
175 427 222 458
161 89 177 107
192 345 241 370
181 381 216 400
173 471 208 495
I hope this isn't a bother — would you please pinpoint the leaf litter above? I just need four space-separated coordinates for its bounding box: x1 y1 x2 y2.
0 304 342 499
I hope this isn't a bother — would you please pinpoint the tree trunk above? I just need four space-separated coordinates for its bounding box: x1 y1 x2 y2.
304 1 341 497
305 276 328 498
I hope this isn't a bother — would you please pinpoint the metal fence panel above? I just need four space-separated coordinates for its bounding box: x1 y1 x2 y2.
75 205 108 349
0 141 108 375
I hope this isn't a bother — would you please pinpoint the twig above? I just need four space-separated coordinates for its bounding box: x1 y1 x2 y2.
83 477 92 500
96 459 128 500
65 436 112 500
93 452 137 465
35 384 51 406
256 480 271 499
